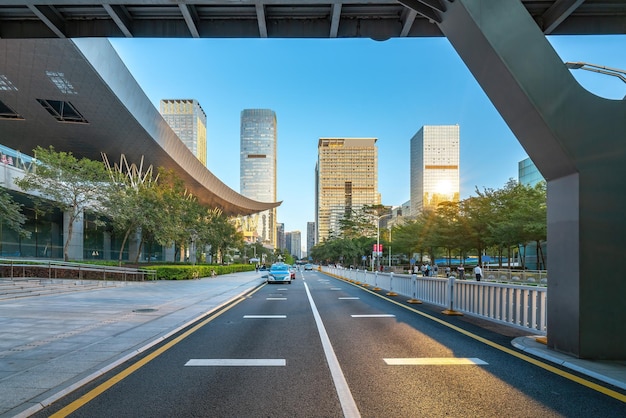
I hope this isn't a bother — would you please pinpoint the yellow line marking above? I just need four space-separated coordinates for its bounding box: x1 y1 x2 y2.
50 285 265 417
326 273 626 403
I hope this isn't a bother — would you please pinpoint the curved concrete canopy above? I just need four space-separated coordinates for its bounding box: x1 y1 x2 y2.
0 38 280 216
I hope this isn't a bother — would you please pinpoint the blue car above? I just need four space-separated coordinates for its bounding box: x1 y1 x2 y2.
266 263 293 284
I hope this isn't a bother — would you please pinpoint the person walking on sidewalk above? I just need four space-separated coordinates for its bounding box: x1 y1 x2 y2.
474 265 482 281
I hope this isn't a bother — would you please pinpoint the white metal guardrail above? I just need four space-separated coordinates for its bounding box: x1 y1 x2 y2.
323 266 547 335
0 258 156 281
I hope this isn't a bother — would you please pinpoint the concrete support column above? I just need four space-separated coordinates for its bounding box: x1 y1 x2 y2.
435 0 626 359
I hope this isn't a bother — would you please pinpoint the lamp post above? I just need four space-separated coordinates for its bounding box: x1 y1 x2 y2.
388 226 392 268
375 213 392 272
565 61 626 99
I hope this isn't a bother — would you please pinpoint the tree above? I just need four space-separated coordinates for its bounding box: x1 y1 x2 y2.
0 188 30 238
15 146 108 261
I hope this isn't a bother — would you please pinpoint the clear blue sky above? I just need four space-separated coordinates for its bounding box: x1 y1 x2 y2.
109 35 626 247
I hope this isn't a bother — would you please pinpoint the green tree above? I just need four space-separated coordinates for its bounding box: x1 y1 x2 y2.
15 146 108 261
0 188 30 238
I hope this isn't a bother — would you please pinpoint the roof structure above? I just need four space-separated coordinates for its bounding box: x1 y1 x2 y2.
0 1 624 39
0 38 280 216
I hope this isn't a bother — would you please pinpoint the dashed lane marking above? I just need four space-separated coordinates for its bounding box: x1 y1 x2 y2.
351 314 395 318
243 315 287 319
185 359 286 367
384 358 488 365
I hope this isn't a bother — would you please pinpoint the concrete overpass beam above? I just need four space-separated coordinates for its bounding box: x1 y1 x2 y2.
438 0 626 359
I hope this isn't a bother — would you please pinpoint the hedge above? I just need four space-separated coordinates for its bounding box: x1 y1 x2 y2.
147 264 256 280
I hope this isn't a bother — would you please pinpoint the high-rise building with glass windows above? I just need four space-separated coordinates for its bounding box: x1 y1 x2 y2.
316 137 380 243
410 125 460 215
160 99 207 166
518 157 544 186
240 109 277 248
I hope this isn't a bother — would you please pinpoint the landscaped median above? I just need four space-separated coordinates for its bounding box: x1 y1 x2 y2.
146 264 255 280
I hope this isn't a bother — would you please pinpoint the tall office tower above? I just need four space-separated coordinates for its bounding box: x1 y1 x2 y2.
316 138 380 243
290 230 302 259
518 157 544 186
410 125 460 215
160 99 207 166
306 222 315 256
276 223 286 251
240 109 278 248
285 231 292 255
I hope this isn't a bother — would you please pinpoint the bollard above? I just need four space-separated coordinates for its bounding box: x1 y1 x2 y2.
386 272 398 296
407 273 422 304
442 275 463 316
373 270 381 291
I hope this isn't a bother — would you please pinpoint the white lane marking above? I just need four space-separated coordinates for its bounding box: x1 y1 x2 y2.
266 297 287 300
339 297 360 300
384 358 488 365
351 314 395 318
330 288 342 291
304 282 361 418
243 315 287 319
276 288 289 291
185 359 286 367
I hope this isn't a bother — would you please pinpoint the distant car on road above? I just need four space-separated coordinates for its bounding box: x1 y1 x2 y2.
304 264 313 271
266 263 293 284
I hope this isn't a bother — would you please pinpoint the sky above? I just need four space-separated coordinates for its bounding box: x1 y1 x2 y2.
108 34 626 246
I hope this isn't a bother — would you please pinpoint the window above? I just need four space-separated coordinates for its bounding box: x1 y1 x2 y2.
36 99 88 123
0 99 23 120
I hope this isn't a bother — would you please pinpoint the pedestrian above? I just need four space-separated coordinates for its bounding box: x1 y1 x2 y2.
433 263 438 277
474 265 482 281
457 265 465 280
421 264 427 276
426 264 431 277
413 264 419 275
445 266 451 278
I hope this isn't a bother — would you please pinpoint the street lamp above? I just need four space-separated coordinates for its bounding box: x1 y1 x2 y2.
375 213 392 272
565 61 626 100
565 61 626 84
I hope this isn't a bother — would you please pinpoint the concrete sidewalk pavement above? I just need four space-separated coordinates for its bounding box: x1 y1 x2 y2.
0 272 265 418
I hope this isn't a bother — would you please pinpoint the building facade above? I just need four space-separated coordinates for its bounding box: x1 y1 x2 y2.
410 125 460 215
316 137 380 243
306 221 315 257
290 230 302 259
240 109 278 248
160 99 207 166
518 157 544 186
276 222 285 251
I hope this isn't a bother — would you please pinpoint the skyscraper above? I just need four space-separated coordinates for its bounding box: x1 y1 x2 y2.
240 109 277 248
290 230 302 259
316 137 380 243
160 99 207 166
307 221 315 256
410 125 460 215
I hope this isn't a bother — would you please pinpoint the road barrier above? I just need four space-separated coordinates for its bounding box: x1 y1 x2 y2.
323 266 547 335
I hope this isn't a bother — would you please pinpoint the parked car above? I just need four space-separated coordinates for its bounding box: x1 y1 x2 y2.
266 263 292 284
304 263 313 271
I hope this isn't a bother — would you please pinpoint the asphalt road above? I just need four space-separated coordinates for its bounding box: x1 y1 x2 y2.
35 270 626 417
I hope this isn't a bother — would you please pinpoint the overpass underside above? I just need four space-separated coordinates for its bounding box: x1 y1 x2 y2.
1 0 625 359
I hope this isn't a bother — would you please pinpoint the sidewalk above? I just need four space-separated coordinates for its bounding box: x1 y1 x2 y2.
0 272 624 417
0 272 266 418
